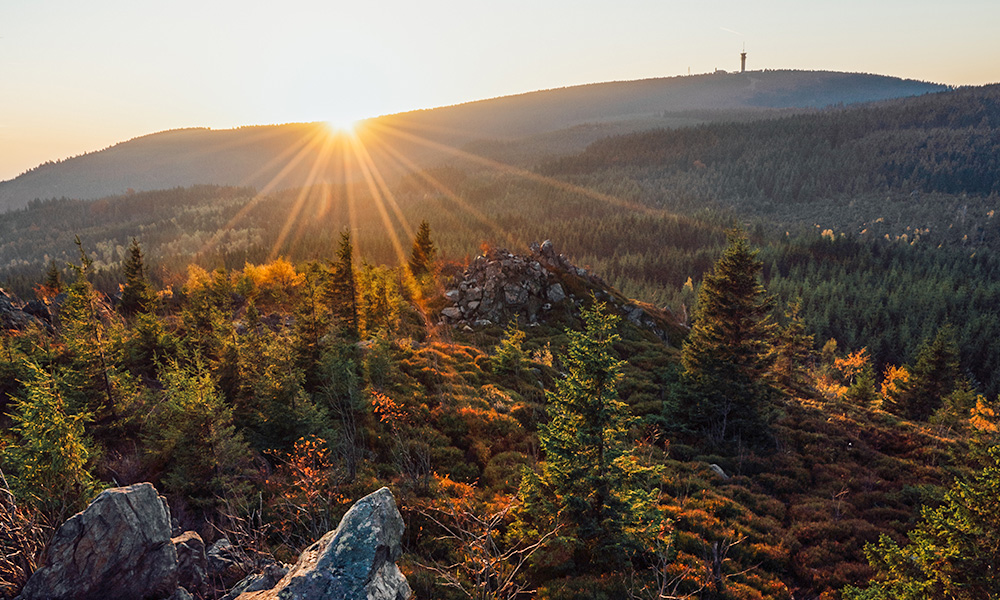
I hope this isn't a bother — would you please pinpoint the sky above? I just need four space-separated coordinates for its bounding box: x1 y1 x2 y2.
2 0 998 181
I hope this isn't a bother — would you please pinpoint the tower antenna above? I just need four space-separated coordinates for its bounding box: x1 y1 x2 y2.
740 43 747 74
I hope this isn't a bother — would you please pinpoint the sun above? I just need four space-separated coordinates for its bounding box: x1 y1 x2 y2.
325 117 361 136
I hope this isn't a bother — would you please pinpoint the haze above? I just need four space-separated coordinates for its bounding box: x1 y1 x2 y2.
2 0 997 182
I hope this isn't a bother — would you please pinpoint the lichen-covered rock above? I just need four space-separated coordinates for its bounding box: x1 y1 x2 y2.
234 487 410 600
18 483 178 600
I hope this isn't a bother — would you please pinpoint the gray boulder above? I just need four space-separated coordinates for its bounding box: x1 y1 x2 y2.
18 483 178 600
172 531 207 595
234 487 411 600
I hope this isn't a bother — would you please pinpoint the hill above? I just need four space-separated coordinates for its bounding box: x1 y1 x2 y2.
0 71 946 211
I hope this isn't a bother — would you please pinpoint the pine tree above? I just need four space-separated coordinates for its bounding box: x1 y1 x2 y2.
521 301 660 569
680 228 776 446
408 220 437 278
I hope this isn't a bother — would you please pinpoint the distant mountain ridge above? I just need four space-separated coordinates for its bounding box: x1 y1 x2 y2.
0 70 947 211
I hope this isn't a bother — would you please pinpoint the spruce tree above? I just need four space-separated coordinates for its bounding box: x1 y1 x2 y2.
119 238 157 317
3 361 98 519
844 444 1000 600
42 260 62 296
327 231 359 339
521 301 659 569
900 326 961 420
60 238 118 422
680 228 776 446
408 220 437 277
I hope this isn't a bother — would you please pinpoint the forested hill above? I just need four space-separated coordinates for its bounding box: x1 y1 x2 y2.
0 70 945 211
542 83 1000 247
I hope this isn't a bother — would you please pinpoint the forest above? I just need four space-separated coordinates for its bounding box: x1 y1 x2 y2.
1 81 999 599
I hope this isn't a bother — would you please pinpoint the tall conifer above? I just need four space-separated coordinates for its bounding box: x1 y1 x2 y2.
408 220 437 278
680 228 776 446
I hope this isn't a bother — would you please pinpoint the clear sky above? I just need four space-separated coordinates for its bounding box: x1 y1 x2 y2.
2 0 998 181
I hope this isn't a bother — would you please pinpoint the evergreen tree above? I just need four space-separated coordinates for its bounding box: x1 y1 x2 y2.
143 358 251 511
40 260 61 297
60 238 119 422
3 361 98 519
680 228 776 447
900 326 961 420
520 301 659 569
769 299 816 390
119 238 157 317
292 261 330 379
408 220 437 278
492 320 527 377
327 231 359 339
844 444 1000 600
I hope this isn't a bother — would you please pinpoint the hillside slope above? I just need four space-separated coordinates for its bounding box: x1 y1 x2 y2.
0 71 945 211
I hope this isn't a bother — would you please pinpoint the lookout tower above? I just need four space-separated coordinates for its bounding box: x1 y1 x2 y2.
740 45 747 73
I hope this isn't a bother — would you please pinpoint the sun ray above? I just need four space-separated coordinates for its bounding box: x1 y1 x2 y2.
345 133 409 268
267 128 341 260
364 133 522 250
197 126 333 259
348 134 414 241
367 120 654 215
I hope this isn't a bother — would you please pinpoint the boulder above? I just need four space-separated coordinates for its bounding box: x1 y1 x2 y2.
18 483 178 600
172 531 207 595
233 487 411 600
220 563 289 600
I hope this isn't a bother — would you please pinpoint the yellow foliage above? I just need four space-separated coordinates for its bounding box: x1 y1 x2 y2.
970 397 999 433
833 348 869 383
183 264 211 293
879 364 909 408
240 258 304 307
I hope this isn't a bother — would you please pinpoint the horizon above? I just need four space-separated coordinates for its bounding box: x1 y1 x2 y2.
2 0 998 181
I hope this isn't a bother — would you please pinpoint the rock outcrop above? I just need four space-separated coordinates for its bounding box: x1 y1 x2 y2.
440 240 684 344
18 483 179 600
233 487 411 600
439 242 573 327
0 289 49 332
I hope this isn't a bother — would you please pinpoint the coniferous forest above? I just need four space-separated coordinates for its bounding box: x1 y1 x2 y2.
2 81 1000 599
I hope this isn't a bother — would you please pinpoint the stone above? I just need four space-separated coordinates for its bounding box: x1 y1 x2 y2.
18 483 178 600
546 283 566 303
208 538 244 580
444 289 460 302
234 487 411 600
709 464 730 480
172 531 207 595
441 307 462 320
220 563 289 600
